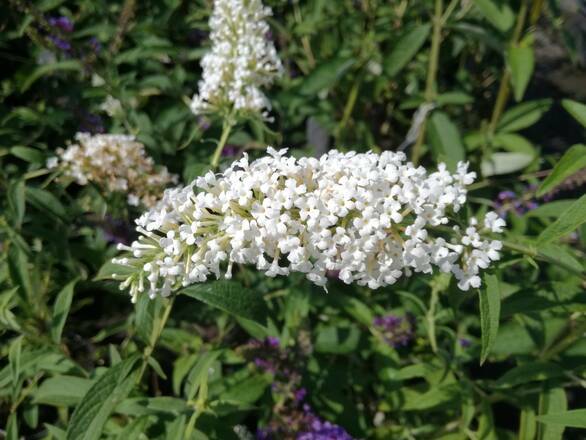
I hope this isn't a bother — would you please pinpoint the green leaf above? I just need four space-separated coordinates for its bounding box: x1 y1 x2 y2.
180 281 269 327
497 100 552 133
538 194 586 244
299 57 355 96
134 294 162 346
336 295 373 326
384 24 431 77
562 99 586 127
20 60 83 93
481 152 534 176
427 111 465 171
7 246 33 303
34 375 93 407
536 409 586 429
115 416 151 440
147 357 167 379
66 356 140 440
184 350 222 400
23 404 38 430
508 45 534 102
537 145 586 197
9 336 23 393
479 274 501 365
538 387 567 440
314 324 361 354
7 179 25 229
493 133 535 155
525 200 576 219
284 288 310 329
6 413 18 440
222 374 271 404
402 384 460 411
436 91 474 106
495 362 564 388
538 244 584 274
10 146 45 164
26 187 68 222
519 406 537 440
472 0 514 32
51 279 77 343
116 397 189 416
0 288 22 332
44 424 67 440
0 349 81 391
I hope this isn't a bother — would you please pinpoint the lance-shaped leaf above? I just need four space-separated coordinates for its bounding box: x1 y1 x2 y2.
66 356 140 440
479 274 501 365
180 281 269 327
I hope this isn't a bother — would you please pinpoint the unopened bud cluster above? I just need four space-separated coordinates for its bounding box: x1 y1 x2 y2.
113 149 504 301
190 0 283 118
47 133 178 208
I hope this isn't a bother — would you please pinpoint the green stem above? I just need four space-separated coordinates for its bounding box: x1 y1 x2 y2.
441 0 459 25
541 320 586 361
488 0 529 134
184 381 208 438
412 0 443 165
293 1 315 68
210 120 234 169
136 297 175 384
334 76 362 142
427 285 440 353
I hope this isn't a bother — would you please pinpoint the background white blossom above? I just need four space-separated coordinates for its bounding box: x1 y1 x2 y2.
189 0 283 118
48 133 178 208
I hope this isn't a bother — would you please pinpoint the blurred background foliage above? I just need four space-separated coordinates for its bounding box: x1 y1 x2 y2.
1 0 586 439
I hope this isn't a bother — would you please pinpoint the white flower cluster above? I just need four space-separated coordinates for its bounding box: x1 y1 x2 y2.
190 0 283 118
113 149 505 301
48 133 178 208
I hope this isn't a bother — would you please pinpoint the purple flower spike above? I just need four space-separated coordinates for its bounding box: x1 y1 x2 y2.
294 388 307 402
497 190 516 201
265 336 280 348
49 36 71 52
49 16 74 33
373 314 415 348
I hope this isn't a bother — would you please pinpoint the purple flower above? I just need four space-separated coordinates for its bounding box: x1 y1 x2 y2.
48 16 74 33
88 37 102 54
494 188 539 217
294 388 307 402
373 314 415 348
497 190 516 201
266 336 280 348
221 144 240 158
296 407 354 440
49 36 71 52
254 357 276 373
197 116 211 131
458 338 472 348
256 428 272 440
